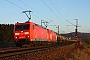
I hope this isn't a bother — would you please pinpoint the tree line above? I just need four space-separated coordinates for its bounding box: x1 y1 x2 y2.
0 24 14 42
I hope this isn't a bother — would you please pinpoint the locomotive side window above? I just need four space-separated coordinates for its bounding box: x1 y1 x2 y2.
15 24 30 30
32 25 34 30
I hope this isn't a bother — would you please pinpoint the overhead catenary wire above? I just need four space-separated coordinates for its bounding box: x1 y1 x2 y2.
6 0 25 10
41 0 60 19
66 20 75 26
6 0 41 20
46 0 71 33
48 0 67 20
18 0 53 21
48 0 60 14
41 0 65 32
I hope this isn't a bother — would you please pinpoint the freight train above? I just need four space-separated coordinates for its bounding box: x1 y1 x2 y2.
14 21 68 47
14 11 70 47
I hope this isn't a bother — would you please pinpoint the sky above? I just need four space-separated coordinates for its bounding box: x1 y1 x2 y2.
0 0 90 33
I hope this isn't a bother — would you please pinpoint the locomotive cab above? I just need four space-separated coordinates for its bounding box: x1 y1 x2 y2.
14 22 34 47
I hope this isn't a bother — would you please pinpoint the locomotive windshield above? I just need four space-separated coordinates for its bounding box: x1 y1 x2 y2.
15 24 30 30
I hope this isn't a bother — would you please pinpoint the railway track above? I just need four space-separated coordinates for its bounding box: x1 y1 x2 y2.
0 41 76 59
0 45 60 58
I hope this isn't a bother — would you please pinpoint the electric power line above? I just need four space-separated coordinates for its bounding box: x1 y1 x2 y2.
41 0 68 33
49 0 60 14
6 0 25 10
18 0 53 21
41 0 60 19
49 0 67 20
6 0 41 20
47 0 71 33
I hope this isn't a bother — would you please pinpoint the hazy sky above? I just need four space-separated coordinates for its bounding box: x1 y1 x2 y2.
0 0 90 33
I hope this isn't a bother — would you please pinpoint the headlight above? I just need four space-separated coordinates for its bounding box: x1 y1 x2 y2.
15 37 18 38
15 33 20 35
26 36 29 39
24 32 29 34
27 36 29 38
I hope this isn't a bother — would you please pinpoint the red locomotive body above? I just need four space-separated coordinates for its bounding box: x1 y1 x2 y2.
51 31 57 41
14 21 57 46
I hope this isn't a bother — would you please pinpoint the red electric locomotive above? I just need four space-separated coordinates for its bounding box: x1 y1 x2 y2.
14 21 57 47
14 11 57 47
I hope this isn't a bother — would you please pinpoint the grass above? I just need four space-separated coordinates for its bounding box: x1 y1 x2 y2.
86 45 90 48
85 43 90 48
